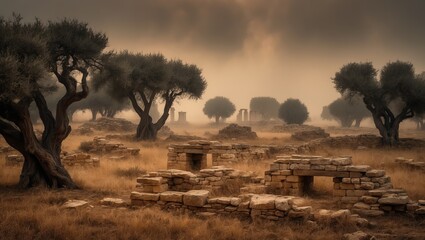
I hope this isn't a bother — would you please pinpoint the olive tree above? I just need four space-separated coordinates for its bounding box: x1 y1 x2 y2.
328 96 370 127
93 52 206 140
278 98 309 124
203 96 236 123
249 97 280 120
0 16 107 188
332 61 425 145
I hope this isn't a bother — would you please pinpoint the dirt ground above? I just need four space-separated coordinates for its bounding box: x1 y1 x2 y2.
0 123 424 240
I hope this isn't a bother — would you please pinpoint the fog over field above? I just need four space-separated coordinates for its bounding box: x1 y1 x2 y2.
2 0 425 122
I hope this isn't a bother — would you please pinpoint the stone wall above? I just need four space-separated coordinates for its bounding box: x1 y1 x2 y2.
136 166 262 194
131 190 313 221
5 152 100 167
167 140 272 171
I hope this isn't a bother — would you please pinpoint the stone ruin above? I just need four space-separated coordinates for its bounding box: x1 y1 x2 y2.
5 152 100 167
213 124 257 140
76 117 136 134
167 140 272 171
264 154 424 216
135 166 261 193
395 157 425 172
79 137 140 157
132 153 425 220
271 124 323 133
291 128 330 141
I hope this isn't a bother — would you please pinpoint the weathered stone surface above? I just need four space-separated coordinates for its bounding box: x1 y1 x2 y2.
62 200 88 209
343 231 371 240
360 196 378 204
131 192 160 201
347 165 371 172
183 190 209 207
365 170 385 178
292 169 349 177
275 196 293 211
100 198 126 207
353 202 371 210
352 209 385 217
249 195 276 210
415 207 425 215
160 191 184 203
378 195 409 205
137 177 165 185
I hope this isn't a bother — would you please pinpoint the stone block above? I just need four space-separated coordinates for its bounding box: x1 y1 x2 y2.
292 169 349 177
378 195 409 205
331 157 352 166
347 165 371 172
160 191 184 203
130 192 159 201
275 196 293 211
249 195 276 210
183 190 210 207
366 170 385 178
353 202 371 210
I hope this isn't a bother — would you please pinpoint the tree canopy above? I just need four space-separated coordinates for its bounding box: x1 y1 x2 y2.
93 51 207 140
0 16 107 188
333 61 425 145
203 96 236 123
249 97 280 120
278 98 309 124
327 96 370 127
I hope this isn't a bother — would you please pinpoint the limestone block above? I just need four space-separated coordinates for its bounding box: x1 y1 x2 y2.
130 192 159 201
361 196 378 204
310 158 332 165
275 196 293 211
351 209 384 217
324 165 337 171
347 165 371 172
378 195 409 205
289 164 311 170
353 202 371 210
137 177 166 185
331 157 352 166
249 195 276 210
160 191 184 203
183 190 209 207
365 170 385 178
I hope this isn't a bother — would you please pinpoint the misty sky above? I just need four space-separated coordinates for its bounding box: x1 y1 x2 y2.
2 0 425 122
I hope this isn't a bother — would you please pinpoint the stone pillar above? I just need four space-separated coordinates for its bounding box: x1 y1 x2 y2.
178 112 187 122
243 109 248 122
170 107 175 122
236 109 243 122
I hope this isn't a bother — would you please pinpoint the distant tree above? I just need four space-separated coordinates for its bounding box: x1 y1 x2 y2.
0 17 107 188
320 106 334 121
68 83 130 121
93 52 207 140
203 96 236 123
328 96 370 127
332 61 425 145
249 97 280 120
278 98 309 124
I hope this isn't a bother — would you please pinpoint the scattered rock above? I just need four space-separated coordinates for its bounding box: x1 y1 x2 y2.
100 198 126 207
213 124 257 140
62 200 89 209
343 231 373 240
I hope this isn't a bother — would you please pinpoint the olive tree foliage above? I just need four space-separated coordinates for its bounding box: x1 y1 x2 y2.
68 82 131 121
278 98 309 124
203 96 236 123
0 16 107 188
327 96 370 127
93 52 207 140
332 61 425 145
249 97 280 120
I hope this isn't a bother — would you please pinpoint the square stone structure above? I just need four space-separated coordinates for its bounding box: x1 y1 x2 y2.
167 140 272 171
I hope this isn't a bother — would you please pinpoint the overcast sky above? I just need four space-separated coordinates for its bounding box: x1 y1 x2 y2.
2 0 425 122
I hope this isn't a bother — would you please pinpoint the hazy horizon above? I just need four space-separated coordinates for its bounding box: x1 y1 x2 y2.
2 0 425 123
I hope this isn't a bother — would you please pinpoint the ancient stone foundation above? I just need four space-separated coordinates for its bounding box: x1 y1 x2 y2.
167 140 272 171
5 152 100 167
131 190 313 221
79 137 140 156
136 166 262 193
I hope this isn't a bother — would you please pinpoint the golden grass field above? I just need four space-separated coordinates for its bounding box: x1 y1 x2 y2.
0 123 424 239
